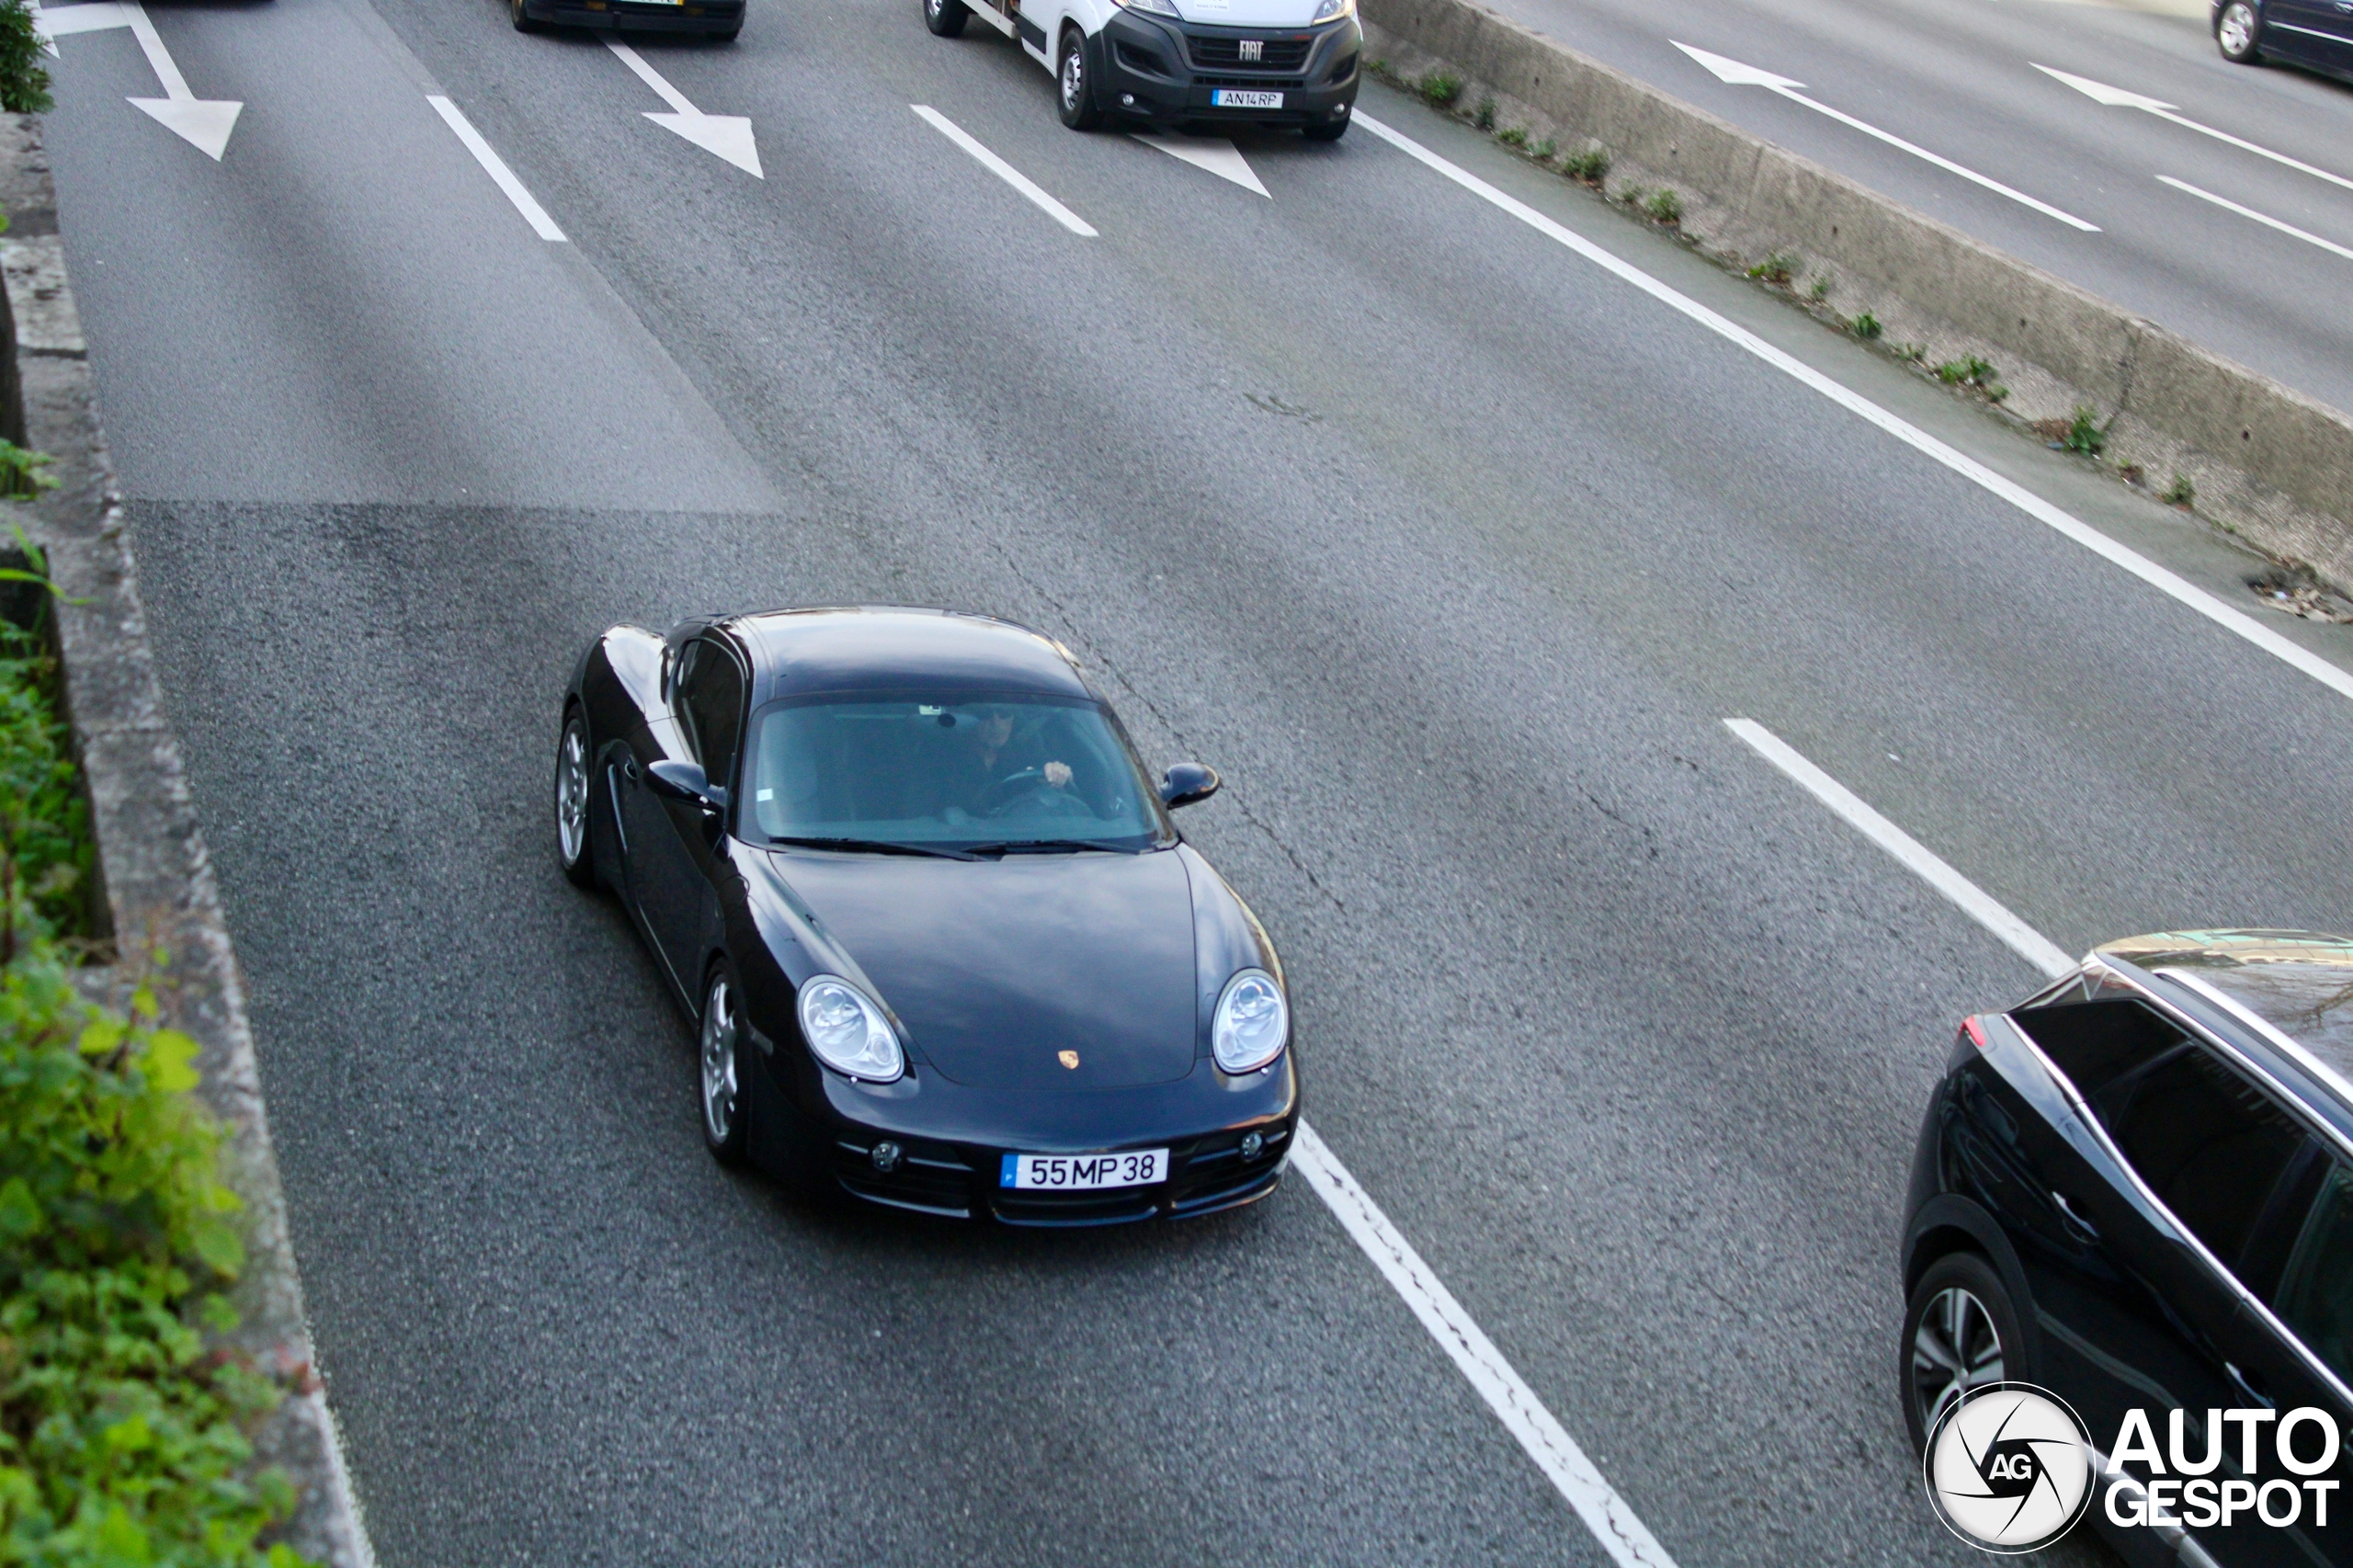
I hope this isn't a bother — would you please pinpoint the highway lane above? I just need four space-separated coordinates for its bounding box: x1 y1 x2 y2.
36 0 2353 1563
1460 0 2353 418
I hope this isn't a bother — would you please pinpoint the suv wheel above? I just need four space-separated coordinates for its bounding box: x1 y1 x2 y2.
1902 1251 2024 1450
2217 1 2263 62
1058 28 1103 130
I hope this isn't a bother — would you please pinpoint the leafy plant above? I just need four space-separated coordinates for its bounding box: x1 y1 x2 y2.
1935 356 1998 389
1896 342 1927 362
1497 126 1527 148
1849 311 1882 341
0 0 51 116
1419 70 1462 108
1808 275 1832 302
2163 473 2196 506
1473 97 1496 131
1560 145 1609 183
1643 187 1682 224
1614 183 1645 208
1746 251 1801 284
2062 404 2109 456
0 442 53 503
1529 137 1556 161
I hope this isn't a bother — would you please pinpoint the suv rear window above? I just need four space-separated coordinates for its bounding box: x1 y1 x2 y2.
2010 997 2191 1099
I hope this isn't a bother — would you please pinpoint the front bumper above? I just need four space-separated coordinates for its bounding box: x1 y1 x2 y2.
1093 11 1360 128
764 1047 1302 1224
522 0 743 30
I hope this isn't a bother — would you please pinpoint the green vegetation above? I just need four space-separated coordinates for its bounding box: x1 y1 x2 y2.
1643 187 1682 225
2163 473 2196 507
1419 70 1462 108
0 443 54 505
0 0 51 116
0 539 312 1565
1808 275 1831 302
1472 97 1495 131
1935 356 1997 389
2063 404 2109 457
1496 126 1527 148
1849 311 1883 341
1746 251 1800 285
1560 145 1609 184
1529 137 1556 161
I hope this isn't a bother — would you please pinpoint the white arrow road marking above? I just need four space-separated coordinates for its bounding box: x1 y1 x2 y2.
1353 110 2353 709
1131 132 1268 196
1674 41 2099 231
1290 1122 1681 1568
429 97 567 241
1722 720 2075 978
2036 64 2353 196
604 40 761 177
2158 175 2353 262
36 0 242 158
911 105 1097 235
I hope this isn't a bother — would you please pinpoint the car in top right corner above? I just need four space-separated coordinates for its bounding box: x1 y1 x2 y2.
1904 929 2353 1565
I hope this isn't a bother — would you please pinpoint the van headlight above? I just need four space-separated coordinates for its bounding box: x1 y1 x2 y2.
1212 970 1289 1074
1311 0 1354 22
797 976 904 1082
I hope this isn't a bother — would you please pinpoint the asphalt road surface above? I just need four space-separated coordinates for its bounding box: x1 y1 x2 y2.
1469 0 2353 419
35 0 2353 1563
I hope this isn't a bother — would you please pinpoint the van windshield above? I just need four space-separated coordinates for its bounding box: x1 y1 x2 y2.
744 693 1168 852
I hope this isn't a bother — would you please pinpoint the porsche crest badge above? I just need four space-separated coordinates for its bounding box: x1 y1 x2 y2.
1058 1050 1081 1070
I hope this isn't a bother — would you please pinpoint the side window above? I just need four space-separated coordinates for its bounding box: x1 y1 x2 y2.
2099 1044 2310 1269
2276 1164 2353 1387
679 641 745 787
2010 997 2191 1100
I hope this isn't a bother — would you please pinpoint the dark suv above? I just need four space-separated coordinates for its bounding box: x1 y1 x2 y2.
1904 931 2353 1565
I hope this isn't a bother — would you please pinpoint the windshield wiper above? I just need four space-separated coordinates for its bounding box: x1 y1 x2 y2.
774 835 982 861
961 838 1136 857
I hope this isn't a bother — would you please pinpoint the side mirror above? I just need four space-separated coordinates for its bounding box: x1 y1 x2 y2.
648 758 729 812
1158 762 1221 810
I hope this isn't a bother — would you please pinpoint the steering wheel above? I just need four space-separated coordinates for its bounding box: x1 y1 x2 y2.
980 767 1088 819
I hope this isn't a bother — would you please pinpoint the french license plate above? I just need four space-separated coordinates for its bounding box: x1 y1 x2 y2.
1211 89 1285 109
1000 1149 1168 1189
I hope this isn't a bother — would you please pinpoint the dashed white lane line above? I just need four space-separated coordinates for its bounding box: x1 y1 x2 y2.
1351 109 2353 711
1290 1121 1680 1568
1722 718 2075 979
2159 176 2353 264
428 97 566 242
911 105 1097 237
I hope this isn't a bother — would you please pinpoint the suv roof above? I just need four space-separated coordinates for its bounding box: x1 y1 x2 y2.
2097 929 2353 1085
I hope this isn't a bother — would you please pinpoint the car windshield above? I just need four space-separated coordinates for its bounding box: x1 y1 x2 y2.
744 692 1169 852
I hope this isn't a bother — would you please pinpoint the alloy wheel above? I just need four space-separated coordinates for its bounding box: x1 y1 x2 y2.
700 977 740 1146
556 722 589 866
1912 1285 2004 1434
2219 3 2256 54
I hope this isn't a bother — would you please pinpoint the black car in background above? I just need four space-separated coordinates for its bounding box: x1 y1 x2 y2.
1904 931 2353 1565
2215 0 2353 80
555 607 1298 1224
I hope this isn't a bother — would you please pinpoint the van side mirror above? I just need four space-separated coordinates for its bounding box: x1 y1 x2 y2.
1158 762 1221 810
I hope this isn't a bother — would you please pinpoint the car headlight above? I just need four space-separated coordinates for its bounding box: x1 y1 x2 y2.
1310 0 1354 22
1114 0 1183 17
797 976 904 1082
1212 969 1289 1074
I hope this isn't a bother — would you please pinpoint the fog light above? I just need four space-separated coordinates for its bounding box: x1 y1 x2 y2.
871 1141 904 1173
1121 93 1136 107
1336 103 1349 117
1240 1131 1264 1161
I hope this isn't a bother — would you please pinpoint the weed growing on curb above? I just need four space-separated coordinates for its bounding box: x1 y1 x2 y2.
1935 356 1997 388
1897 343 1926 362
1529 137 1556 160
1614 182 1646 207
0 440 54 501
1497 126 1527 147
1561 145 1610 183
1368 56 1387 74
1746 251 1800 284
2062 404 2109 457
2163 473 2196 506
1473 97 1496 131
1643 187 1682 224
0 0 52 115
1849 311 1882 340
1420 70 1462 108
1808 275 1832 302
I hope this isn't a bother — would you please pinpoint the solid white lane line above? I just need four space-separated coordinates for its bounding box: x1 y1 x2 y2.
911 105 1097 237
1676 43 2098 232
1722 719 2075 978
1290 1121 1679 1568
428 97 567 243
1352 109 2353 710
2158 176 2353 263
2036 66 2353 199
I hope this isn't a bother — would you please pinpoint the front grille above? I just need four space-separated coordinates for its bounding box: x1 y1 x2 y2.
1188 34 1312 70
834 1136 973 1218
1194 74 1308 89
994 1187 1159 1226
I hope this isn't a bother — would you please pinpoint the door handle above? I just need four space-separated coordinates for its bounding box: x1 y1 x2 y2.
2052 1190 2100 1241
623 756 642 782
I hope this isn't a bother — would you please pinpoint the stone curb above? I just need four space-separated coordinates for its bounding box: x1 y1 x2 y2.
1359 0 2353 594
0 116 375 1568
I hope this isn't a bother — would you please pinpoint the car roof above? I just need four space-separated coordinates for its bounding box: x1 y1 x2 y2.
2097 929 2353 1086
726 607 1095 706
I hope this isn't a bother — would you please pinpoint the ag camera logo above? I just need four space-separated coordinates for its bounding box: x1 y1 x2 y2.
1923 1383 2096 1553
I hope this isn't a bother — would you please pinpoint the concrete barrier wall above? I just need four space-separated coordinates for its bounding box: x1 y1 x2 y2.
1361 0 2353 592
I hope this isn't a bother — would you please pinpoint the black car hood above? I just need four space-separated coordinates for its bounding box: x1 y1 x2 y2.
769 848 1198 1091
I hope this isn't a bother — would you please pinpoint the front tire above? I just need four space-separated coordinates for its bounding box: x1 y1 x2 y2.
1057 28 1103 130
555 710 598 889
510 0 540 32
699 967 753 1167
1901 1251 2024 1451
925 0 969 38
2216 1 2263 62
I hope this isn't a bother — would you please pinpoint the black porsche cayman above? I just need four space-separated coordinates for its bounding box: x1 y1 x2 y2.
554 607 1299 1223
